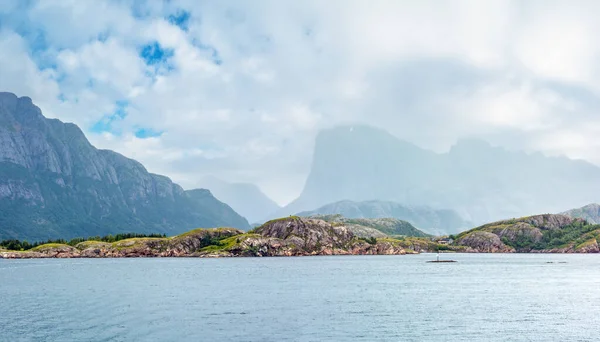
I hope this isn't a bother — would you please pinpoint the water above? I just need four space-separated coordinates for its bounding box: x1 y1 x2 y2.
1 254 599 342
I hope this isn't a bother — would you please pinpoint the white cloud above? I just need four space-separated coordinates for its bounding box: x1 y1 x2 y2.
0 30 61 106
4 0 600 205
514 3 600 88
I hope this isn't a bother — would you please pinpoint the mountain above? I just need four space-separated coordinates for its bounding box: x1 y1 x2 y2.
453 214 599 253
197 176 280 223
560 203 600 224
0 92 249 241
306 214 430 237
297 200 469 235
278 125 600 225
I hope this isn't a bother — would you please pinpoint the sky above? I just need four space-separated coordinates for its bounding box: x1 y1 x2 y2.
2 0 600 205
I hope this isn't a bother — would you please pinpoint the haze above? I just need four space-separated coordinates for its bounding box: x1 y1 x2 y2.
2 1 600 206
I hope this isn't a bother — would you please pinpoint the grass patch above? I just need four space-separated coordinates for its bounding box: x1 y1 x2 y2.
30 243 71 252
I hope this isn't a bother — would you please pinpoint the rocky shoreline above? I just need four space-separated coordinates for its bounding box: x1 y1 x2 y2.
0 217 445 259
3 214 599 259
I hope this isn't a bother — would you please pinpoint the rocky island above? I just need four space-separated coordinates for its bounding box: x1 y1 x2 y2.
453 214 600 253
0 216 453 259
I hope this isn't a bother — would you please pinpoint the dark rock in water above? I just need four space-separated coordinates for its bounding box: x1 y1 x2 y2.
426 260 457 263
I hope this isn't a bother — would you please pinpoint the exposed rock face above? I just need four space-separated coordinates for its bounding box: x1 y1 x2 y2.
255 217 354 250
456 231 515 253
488 214 582 230
487 222 543 247
455 214 599 253
343 224 388 238
304 214 430 237
0 92 249 241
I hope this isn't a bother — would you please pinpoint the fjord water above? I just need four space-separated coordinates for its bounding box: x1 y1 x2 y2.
1 254 599 342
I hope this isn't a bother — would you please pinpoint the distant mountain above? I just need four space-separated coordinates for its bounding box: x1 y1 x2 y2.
278 125 600 225
307 214 430 238
561 203 600 224
0 92 249 241
454 214 599 253
197 176 280 223
297 200 469 235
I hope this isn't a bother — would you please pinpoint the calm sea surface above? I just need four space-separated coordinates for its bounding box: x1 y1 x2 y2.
1 254 599 342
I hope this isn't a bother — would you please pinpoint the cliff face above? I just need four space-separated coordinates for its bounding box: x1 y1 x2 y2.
454 214 598 253
278 125 600 226
0 92 249 240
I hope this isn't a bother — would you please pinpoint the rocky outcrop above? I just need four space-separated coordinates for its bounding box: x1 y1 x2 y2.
302 214 430 238
0 92 249 241
456 231 515 253
454 213 599 253
486 214 582 231
0 217 422 258
343 224 388 238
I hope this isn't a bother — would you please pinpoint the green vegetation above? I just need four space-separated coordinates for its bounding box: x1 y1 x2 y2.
0 232 166 251
533 221 599 250
358 237 378 244
455 215 600 251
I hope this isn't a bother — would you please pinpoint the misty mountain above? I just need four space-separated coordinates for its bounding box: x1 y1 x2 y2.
197 176 280 223
279 125 600 225
297 200 469 235
305 214 430 238
561 203 600 224
0 92 249 241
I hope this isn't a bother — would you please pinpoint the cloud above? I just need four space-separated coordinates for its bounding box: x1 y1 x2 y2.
3 0 600 205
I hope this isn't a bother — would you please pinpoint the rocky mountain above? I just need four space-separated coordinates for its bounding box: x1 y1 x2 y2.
1 216 454 258
453 214 599 253
278 125 600 225
560 203 600 224
197 176 280 223
0 92 249 241
297 200 469 235
303 214 430 238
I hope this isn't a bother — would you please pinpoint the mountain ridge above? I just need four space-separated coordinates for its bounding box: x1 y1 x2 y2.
0 92 249 241
297 199 469 235
197 176 280 223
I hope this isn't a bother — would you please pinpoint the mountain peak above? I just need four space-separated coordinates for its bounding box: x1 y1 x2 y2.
196 175 280 223
0 94 250 240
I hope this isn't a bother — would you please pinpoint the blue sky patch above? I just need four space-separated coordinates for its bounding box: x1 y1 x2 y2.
168 9 191 31
89 100 128 134
140 41 174 66
135 128 164 139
